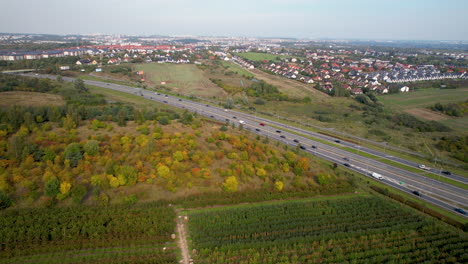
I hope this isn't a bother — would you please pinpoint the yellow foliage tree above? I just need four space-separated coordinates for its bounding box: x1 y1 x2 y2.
222 176 238 192
60 181 72 195
157 164 170 178
274 180 284 191
108 175 120 188
256 168 267 177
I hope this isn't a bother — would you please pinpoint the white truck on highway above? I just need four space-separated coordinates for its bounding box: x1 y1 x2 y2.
239 120 245 124
370 172 383 180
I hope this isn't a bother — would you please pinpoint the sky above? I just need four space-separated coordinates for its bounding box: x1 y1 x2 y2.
1 0 467 41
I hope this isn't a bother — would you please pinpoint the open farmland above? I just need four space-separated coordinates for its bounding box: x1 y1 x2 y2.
187 195 467 264
0 202 177 264
133 64 224 97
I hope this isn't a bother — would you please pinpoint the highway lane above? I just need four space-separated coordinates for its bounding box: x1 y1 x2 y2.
19 73 468 216
220 109 468 184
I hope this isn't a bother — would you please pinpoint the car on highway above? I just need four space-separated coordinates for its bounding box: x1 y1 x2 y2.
164 95 168 97
280 135 286 139
178 99 182 101
441 170 452 175
311 145 317 149
343 157 349 161
334 140 341 143
454 208 467 215
299 145 306 150
255 128 260 131
206 104 209 107
276 130 281 133
163 100 168 103
232 116 237 119
210 115 214 118
259 123 265 126
225 118 229 122
293 139 299 143
239 120 245 124
343 163 350 167
412 190 421 196
418 164 428 170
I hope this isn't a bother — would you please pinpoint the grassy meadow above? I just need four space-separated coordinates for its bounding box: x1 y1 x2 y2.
133 64 224 97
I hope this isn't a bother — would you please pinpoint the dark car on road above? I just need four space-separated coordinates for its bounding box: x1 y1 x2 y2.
441 170 452 175
311 145 317 149
412 190 421 196
293 139 299 143
343 163 350 167
299 145 306 150
454 208 467 215
276 130 281 133
334 140 341 143
255 128 260 131
280 135 286 139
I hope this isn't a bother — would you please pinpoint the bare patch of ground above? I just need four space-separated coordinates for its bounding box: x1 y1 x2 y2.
405 108 450 121
0 91 65 107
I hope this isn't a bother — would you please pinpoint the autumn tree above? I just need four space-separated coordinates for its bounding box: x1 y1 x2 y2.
222 176 238 192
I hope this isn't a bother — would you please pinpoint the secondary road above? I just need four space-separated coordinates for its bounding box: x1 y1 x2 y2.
19 73 468 216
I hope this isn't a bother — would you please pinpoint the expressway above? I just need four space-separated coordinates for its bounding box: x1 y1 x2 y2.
19 73 468 216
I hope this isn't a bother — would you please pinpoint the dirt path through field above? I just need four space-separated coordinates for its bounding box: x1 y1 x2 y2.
176 215 190 264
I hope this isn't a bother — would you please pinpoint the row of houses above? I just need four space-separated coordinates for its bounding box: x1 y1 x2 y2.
0 44 195 61
231 56 255 70
363 68 467 83
0 48 92 61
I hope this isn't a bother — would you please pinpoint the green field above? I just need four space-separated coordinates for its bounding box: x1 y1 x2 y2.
187 195 468 263
220 61 254 78
236 52 299 62
0 202 177 263
379 88 468 110
133 63 224 97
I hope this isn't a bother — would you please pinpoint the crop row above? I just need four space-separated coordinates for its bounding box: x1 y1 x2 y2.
187 196 468 263
0 202 177 261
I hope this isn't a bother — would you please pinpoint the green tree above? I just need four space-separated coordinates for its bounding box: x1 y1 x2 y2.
117 109 127 126
64 143 82 167
0 191 12 210
70 184 87 204
83 140 99 156
74 79 88 93
44 178 60 197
